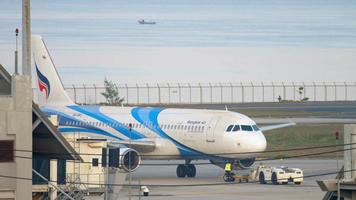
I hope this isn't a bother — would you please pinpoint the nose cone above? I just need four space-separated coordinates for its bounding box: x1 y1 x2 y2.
254 132 267 152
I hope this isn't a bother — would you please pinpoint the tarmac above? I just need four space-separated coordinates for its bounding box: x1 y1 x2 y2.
86 159 341 200
85 101 354 200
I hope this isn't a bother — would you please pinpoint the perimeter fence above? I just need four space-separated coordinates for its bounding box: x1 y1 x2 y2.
35 82 356 105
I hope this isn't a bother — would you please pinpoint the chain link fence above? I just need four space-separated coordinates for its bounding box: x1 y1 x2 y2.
48 82 356 105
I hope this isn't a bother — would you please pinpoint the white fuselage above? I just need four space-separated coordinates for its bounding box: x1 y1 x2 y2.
42 105 267 161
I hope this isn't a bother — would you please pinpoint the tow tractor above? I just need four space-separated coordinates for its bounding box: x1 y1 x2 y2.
255 164 303 185
223 164 303 185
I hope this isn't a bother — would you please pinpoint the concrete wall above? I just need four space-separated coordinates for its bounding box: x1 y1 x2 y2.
65 136 106 187
0 75 32 199
64 136 125 194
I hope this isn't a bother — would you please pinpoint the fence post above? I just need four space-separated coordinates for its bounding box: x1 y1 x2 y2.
261 82 264 102
292 82 296 101
354 82 356 101
209 83 212 104
72 84 77 104
113 84 119 105
251 82 254 103
313 82 316 101
93 84 97 104
324 82 327 101
146 83 150 104
240 82 244 103
199 83 202 104
178 83 181 104
282 82 286 101
230 82 233 103
302 82 306 100
157 83 161 104
167 83 171 104
334 82 337 101
272 82 275 102
188 83 192 104
220 82 223 104
83 84 87 104
125 84 129 105
136 83 139 104
344 82 347 101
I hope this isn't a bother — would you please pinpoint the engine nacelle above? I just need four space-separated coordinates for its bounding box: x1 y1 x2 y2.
119 148 141 172
236 158 256 169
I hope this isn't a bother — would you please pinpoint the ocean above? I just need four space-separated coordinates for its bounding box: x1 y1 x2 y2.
0 0 356 84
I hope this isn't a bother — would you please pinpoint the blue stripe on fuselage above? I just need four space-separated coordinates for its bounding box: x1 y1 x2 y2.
59 127 123 140
67 105 146 140
41 107 123 140
131 107 209 158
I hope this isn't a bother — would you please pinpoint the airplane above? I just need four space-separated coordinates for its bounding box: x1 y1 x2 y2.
32 35 295 178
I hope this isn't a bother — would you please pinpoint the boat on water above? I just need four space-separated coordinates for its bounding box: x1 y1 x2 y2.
138 19 156 25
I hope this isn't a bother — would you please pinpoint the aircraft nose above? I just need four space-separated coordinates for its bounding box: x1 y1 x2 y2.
254 132 267 152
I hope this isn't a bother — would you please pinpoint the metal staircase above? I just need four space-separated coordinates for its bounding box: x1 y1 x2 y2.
56 132 88 200
55 174 88 200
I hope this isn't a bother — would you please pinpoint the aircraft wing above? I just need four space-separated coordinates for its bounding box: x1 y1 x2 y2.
254 118 356 124
259 122 296 132
256 117 356 132
110 139 156 153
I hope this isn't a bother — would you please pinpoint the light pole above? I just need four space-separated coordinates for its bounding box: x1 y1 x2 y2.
15 28 19 74
22 0 31 76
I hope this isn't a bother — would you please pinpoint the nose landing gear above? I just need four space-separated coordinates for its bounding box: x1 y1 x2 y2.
176 164 196 178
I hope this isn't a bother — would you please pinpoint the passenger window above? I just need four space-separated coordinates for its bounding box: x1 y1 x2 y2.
226 125 234 132
232 125 240 131
241 125 253 131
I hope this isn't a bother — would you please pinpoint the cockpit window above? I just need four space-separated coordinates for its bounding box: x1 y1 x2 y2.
232 125 240 131
241 125 253 131
226 125 234 132
252 125 260 131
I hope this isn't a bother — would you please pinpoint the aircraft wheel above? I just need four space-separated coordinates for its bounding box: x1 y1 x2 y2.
186 164 196 177
223 173 229 182
271 172 279 185
259 172 266 184
223 173 234 182
176 164 187 178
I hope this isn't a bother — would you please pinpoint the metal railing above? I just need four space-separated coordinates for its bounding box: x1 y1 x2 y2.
34 82 356 105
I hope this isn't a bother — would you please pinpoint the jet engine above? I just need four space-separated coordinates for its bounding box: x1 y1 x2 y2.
119 148 141 172
236 158 256 169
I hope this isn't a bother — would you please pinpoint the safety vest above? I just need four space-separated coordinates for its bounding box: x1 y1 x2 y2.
225 163 231 172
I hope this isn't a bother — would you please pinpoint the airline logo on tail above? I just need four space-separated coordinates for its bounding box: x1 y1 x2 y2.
35 63 51 98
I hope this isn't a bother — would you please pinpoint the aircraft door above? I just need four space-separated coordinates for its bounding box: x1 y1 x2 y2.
206 117 220 142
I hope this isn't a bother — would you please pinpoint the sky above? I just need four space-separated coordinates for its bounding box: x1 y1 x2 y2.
0 0 355 85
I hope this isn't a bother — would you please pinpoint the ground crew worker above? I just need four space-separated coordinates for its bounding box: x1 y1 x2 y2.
225 161 233 182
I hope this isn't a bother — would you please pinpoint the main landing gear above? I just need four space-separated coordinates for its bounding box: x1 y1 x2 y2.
176 161 196 178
